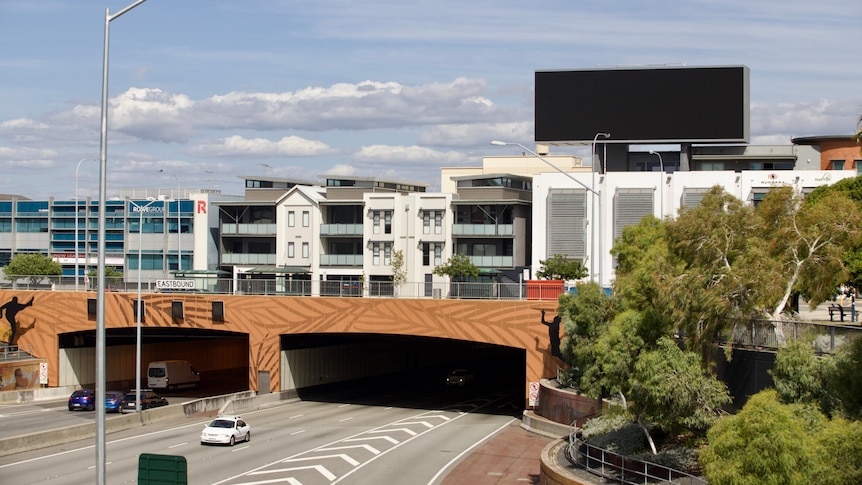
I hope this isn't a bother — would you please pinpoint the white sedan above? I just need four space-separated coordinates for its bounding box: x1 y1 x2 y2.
200 416 251 446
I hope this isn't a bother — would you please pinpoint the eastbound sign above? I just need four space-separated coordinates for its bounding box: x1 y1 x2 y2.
156 279 196 290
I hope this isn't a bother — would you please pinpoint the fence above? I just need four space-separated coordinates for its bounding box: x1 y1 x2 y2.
0 275 553 301
566 425 707 485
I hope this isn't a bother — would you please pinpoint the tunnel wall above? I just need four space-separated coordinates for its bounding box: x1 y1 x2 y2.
0 290 564 398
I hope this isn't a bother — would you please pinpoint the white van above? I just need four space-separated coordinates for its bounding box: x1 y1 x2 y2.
147 360 201 390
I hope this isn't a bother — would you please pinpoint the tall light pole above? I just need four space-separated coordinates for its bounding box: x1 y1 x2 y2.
491 141 603 287
129 198 158 416
97 1 148 483
649 150 665 218
158 169 181 272
593 132 610 173
75 158 96 292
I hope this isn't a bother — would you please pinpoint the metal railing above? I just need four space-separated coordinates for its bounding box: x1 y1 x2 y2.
566 427 707 485
0 345 36 361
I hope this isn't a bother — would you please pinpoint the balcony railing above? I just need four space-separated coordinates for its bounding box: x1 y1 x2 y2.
221 253 277 265
467 255 513 267
222 223 277 235
320 223 363 236
452 224 513 236
320 254 363 266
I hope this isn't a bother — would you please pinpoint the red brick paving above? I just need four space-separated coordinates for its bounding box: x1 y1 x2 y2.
440 421 554 485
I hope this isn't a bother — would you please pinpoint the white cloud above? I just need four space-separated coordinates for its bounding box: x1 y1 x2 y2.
186 135 337 158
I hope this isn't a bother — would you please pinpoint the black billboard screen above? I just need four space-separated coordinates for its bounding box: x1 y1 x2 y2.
535 66 749 144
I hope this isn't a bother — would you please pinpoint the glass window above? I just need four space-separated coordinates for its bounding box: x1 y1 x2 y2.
434 243 442 266
302 242 309 258
373 243 380 265
373 211 380 234
434 211 442 234
422 243 430 266
384 211 392 234
302 211 309 227
384 243 391 265
832 160 845 170
423 212 430 234
287 242 295 258
288 211 295 227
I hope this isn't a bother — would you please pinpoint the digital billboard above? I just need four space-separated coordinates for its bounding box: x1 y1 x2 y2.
535 65 749 144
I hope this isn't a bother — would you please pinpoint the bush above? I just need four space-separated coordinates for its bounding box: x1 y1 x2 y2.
581 412 647 455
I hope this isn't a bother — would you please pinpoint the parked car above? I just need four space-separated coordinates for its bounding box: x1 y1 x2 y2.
68 389 96 411
200 415 251 446
445 369 475 387
120 390 168 413
105 391 125 413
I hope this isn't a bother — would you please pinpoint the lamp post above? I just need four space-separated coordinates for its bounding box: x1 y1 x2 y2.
75 158 96 292
491 141 603 287
129 198 157 416
592 132 611 174
97 1 147 483
649 150 665 218
158 169 181 272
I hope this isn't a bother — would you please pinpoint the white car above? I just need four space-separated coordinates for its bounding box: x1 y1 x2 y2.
200 416 251 446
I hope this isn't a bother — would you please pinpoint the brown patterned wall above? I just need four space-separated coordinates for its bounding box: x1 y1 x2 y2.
0 290 565 397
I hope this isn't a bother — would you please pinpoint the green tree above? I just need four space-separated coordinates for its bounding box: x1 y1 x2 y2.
628 337 730 453
391 249 407 292
804 175 862 291
558 281 616 387
771 340 837 414
577 309 645 405
825 335 862 420
3 253 62 286
432 253 479 281
87 266 124 289
536 254 588 280
701 390 828 485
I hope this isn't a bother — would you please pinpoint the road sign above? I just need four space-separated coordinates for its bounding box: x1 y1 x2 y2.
156 279 196 290
528 381 539 407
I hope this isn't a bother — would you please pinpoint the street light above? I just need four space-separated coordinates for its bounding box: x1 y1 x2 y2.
491 141 604 287
128 198 158 416
649 150 665 218
97 1 148 483
75 158 96 292
158 169 181 272
593 132 611 173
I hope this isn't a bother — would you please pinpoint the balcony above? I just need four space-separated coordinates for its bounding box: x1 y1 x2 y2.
452 224 513 236
320 254 363 266
222 223 277 236
320 223 363 236
221 253 276 265
467 255 513 268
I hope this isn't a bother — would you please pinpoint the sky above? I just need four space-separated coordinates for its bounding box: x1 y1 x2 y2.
1 0 860 199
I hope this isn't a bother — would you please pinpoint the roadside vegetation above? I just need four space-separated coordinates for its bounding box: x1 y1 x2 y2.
556 178 862 483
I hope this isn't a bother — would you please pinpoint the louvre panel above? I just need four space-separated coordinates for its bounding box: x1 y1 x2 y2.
682 188 710 209
613 189 655 241
547 189 587 259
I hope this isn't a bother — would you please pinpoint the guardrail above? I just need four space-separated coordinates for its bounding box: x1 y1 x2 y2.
566 429 707 485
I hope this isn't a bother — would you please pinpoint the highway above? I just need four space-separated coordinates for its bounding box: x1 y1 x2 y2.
0 378 522 484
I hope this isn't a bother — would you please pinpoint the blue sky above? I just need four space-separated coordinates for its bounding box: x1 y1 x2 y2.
1 0 860 198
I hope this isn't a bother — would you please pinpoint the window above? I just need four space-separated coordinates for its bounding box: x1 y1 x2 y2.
857 160 862 175
434 243 442 266
287 242 295 258
373 243 381 265
302 211 309 227
288 211 295 227
384 243 392 265
423 212 430 234
832 160 845 170
701 162 724 171
384 211 392 234
373 211 381 234
301 242 309 258
434 211 442 234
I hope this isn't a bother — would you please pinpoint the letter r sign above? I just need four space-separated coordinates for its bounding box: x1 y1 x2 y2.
197 200 207 214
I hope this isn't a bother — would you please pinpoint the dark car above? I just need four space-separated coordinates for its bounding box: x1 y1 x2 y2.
105 391 125 413
120 390 168 413
68 389 96 411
